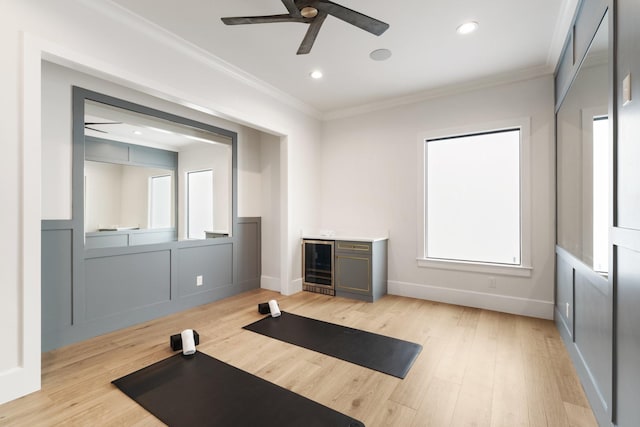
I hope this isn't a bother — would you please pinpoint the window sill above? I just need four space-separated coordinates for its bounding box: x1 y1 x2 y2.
416 258 533 277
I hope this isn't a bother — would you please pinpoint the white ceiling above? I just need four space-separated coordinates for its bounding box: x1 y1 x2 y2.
85 100 231 150
108 0 576 116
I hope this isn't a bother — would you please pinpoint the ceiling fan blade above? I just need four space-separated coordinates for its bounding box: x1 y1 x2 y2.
85 126 108 134
221 14 309 25
281 0 302 17
315 0 389 36
297 11 327 54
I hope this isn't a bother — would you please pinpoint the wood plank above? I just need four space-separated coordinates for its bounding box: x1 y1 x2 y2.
0 289 597 426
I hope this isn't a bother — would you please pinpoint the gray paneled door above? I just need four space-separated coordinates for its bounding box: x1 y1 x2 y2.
614 0 640 425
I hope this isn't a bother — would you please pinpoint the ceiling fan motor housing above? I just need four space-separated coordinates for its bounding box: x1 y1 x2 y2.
300 7 318 18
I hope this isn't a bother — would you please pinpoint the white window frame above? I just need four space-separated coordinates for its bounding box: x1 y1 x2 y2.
148 174 172 229
582 106 609 275
416 118 532 277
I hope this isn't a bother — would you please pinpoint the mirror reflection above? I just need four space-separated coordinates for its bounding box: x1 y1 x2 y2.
556 14 609 275
84 100 233 249
85 161 175 232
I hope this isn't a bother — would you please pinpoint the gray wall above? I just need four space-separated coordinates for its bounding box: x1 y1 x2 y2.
42 217 260 352
613 0 640 424
555 0 640 426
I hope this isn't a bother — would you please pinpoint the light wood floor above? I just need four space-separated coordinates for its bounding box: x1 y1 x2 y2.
0 289 597 426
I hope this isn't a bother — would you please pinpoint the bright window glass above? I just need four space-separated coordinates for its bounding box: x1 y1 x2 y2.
592 117 609 273
426 128 521 265
187 169 213 239
149 175 172 228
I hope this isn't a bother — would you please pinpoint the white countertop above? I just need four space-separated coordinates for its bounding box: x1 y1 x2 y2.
302 234 388 242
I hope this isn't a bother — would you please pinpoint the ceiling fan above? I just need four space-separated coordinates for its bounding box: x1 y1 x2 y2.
221 0 389 55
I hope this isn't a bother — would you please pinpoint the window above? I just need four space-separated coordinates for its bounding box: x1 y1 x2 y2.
187 169 213 239
592 116 609 273
149 174 172 229
417 120 531 276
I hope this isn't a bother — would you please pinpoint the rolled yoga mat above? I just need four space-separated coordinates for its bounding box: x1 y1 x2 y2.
243 311 422 379
112 352 364 427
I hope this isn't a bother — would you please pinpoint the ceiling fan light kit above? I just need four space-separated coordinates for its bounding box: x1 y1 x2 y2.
221 0 389 55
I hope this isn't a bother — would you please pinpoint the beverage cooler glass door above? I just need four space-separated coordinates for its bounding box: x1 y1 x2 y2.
302 240 335 295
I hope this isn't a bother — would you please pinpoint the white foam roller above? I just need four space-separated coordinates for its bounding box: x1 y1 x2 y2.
181 329 196 355
268 299 281 317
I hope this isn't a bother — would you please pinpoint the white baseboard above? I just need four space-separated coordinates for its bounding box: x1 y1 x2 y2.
260 276 304 296
260 275 281 292
388 280 554 319
283 278 303 296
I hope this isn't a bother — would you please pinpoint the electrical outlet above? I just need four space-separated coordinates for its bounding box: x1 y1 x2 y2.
565 302 570 318
196 275 203 286
488 276 496 288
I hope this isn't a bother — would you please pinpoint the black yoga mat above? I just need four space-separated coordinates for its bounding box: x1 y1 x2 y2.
112 352 364 427
243 312 422 379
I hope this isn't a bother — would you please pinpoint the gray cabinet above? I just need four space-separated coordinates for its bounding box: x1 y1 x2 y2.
335 240 387 302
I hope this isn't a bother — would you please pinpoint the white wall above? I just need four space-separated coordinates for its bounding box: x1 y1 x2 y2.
320 75 556 317
556 61 608 264
84 161 123 231
2 0 321 404
84 162 175 231
260 133 282 291
2 0 557 407
178 143 232 238
237 126 263 218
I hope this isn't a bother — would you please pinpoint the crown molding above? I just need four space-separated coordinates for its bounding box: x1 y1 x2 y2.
80 0 573 124
81 0 322 119
322 64 554 121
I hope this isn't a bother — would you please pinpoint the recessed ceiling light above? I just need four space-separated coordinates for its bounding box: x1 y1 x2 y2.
310 70 323 79
456 21 479 35
133 130 143 135
370 48 392 61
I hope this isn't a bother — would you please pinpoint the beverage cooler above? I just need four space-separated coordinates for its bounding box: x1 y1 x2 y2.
302 239 335 295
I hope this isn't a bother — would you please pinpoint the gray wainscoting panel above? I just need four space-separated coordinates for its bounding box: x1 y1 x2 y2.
85 233 129 249
129 230 176 246
43 218 260 351
574 271 611 411
84 250 172 320
615 246 640 426
556 254 574 337
237 218 261 285
554 248 612 426
177 243 233 297
85 229 176 249
42 229 73 350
